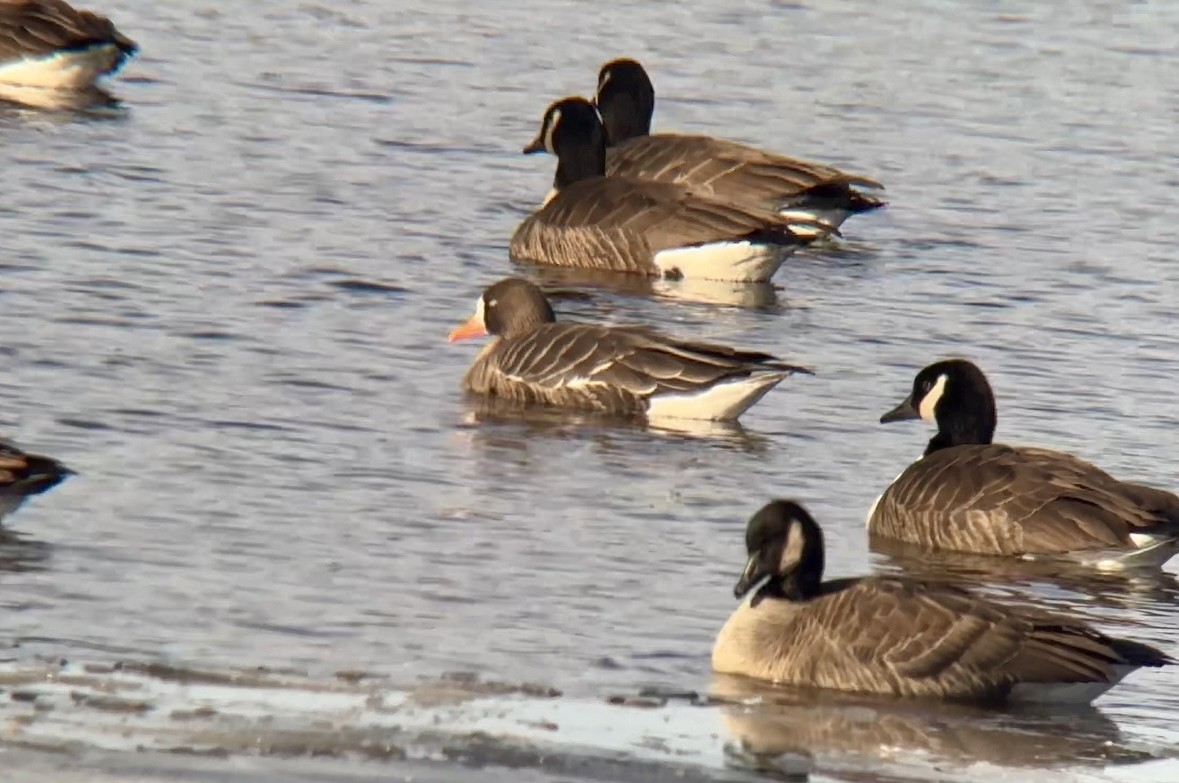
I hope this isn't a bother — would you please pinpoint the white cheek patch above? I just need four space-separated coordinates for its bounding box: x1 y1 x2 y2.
778 522 806 573
918 374 948 422
544 109 562 154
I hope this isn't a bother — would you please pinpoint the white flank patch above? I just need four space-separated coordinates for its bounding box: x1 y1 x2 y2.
0 45 122 91
918 374 948 422
1009 665 1134 706
778 207 851 234
1129 532 1167 548
1090 536 1179 570
652 241 788 283
646 372 785 422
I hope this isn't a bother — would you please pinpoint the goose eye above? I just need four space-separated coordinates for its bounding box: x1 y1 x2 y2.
920 379 932 394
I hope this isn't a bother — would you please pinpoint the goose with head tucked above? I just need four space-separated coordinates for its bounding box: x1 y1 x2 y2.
0 438 72 523
868 359 1179 568
713 499 1172 704
448 277 810 422
593 58 885 235
0 0 138 109
515 96 832 283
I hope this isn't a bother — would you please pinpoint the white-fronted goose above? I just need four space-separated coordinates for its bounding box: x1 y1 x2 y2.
594 58 885 233
0 0 137 109
0 438 72 522
713 499 1172 704
515 97 832 283
447 277 810 422
869 359 1179 568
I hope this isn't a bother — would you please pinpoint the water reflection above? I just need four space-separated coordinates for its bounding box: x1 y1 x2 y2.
0 529 52 574
459 398 771 451
871 536 1179 615
522 266 786 311
712 674 1156 776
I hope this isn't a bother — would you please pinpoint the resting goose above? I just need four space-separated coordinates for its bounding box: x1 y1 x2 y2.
447 277 809 422
514 96 831 283
713 499 1172 704
0 438 72 523
869 359 1179 567
594 58 885 234
0 1 137 109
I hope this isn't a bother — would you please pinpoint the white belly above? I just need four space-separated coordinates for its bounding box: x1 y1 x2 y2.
652 241 790 283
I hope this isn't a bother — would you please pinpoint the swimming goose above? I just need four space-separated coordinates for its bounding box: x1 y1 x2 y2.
594 58 885 234
0 0 137 109
447 277 810 422
515 96 832 283
869 359 1179 567
712 499 1172 703
0 438 72 522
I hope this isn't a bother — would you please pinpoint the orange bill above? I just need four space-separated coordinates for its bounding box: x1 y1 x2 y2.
447 314 487 342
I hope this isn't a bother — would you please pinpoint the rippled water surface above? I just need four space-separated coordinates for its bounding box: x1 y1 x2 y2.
2 0 1179 780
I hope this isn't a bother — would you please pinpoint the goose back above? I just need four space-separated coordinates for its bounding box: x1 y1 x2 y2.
509 176 806 276
713 574 1166 701
464 321 801 417
0 0 136 62
870 443 1179 555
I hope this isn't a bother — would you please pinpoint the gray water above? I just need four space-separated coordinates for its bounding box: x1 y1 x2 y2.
1 0 1179 780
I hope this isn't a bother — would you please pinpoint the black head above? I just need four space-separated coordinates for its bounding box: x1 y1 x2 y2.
734 500 825 605
880 359 997 455
594 58 655 144
448 277 556 343
522 96 608 189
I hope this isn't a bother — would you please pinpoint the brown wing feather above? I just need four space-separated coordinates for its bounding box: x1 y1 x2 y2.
714 576 1162 700
462 323 802 416
606 133 883 214
509 176 822 273
871 444 1179 555
0 1 135 60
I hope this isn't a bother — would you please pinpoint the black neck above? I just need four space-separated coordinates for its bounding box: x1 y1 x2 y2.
751 569 821 607
554 135 607 189
925 408 996 456
599 95 652 145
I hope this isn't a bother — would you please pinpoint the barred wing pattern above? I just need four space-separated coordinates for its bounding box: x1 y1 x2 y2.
0 0 135 61
870 444 1179 555
714 576 1162 700
462 323 805 417
605 133 884 214
509 177 824 274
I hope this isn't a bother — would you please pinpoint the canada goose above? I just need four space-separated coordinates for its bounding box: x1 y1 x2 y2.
593 58 885 233
870 359 1179 568
712 499 1172 704
515 96 832 283
447 277 810 422
0 439 72 522
0 1 137 109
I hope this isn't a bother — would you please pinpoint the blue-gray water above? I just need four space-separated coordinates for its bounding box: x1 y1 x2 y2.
1 1 1178 781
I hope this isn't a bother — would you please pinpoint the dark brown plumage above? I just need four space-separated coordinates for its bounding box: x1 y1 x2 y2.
515 96 828 282
593 58 885 229
447 278 810 422
0 1 136 63
870 359 1179 564
0 438 72 523
713 500 1172 703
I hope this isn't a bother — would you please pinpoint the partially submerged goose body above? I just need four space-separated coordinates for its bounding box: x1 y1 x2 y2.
0 1 137 109
513 97 831 283
713 499 1172 704
448 277 810 422
869 359 1179 568
594 58 885 234
0 438 72 523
